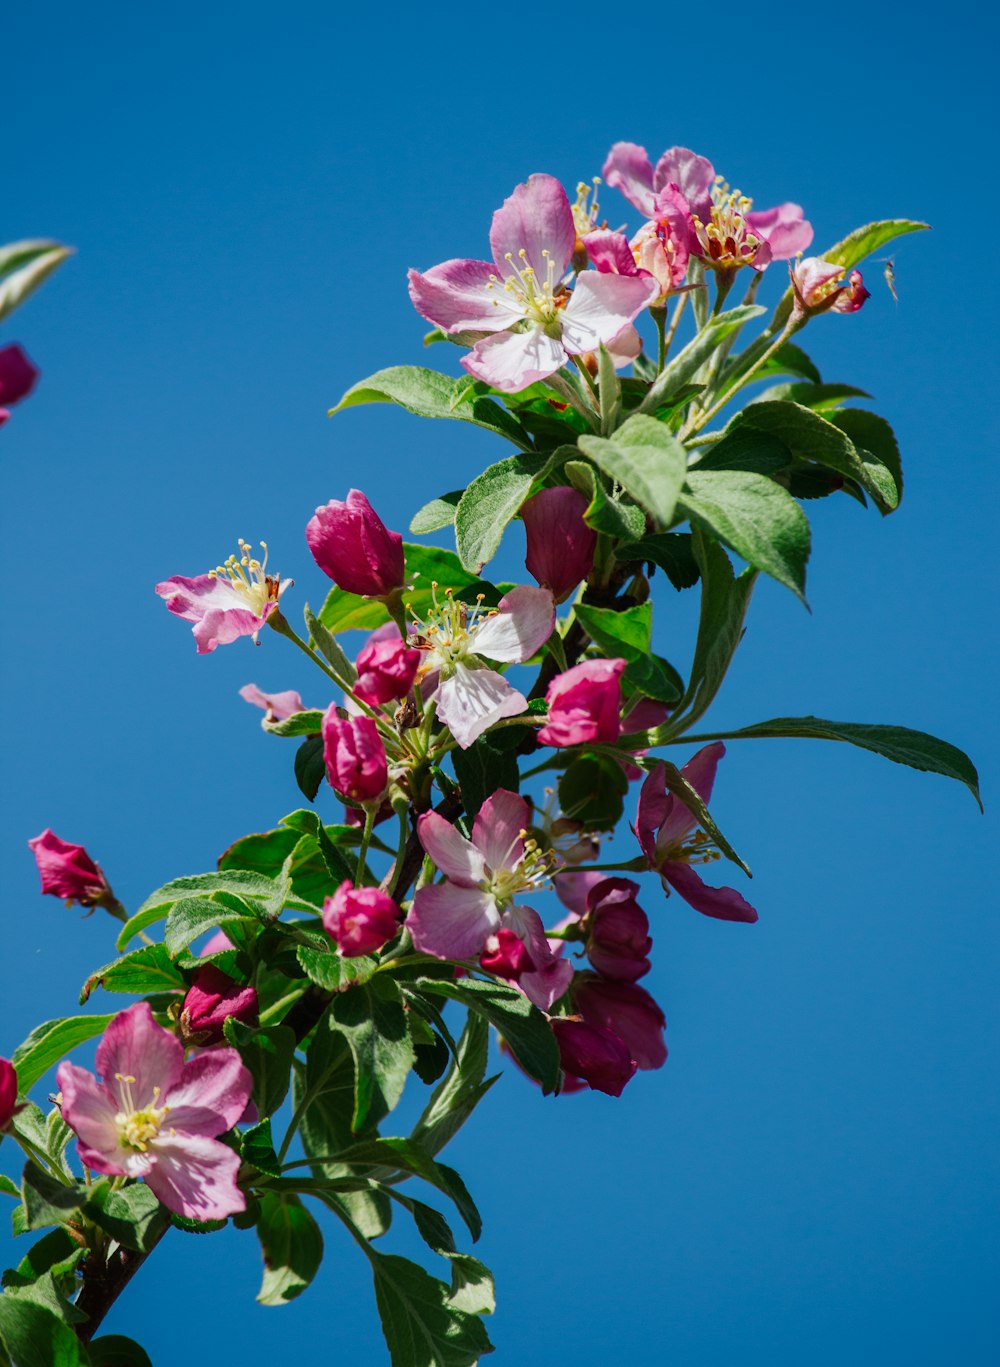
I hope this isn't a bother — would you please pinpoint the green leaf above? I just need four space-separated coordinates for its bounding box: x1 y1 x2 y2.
558 752 629 831
657 762 751 876
573 601 683 704
225 1020 297 1116
84 1181 167 1253
304 602 356 683
445 1254 496 1316
400 1196 457 1254
754 340 822 385
772 220 930 328
617 532 700 591
12 1016 114 1093
578 415 687 528
0 1296 87 1367
282 808 356 885
87 1337 155 1367
672 531 757 730
219 825 336 908
690 426 791 477
410 492 463 535
0 243 72 326
640 304 767 411
827 408 903 512
750 382 871 413
0 1175 19 1197
320 542 496 636
455 451 552 573
242 1118 282 1178
79 943 186 1005
331 364 529 448
331 982 415 1131
296 1011 356 1175
256 1192 324 1306
20 1162 88 1232
295 735 326 802
328 1186 393 1240
163 895 266 958
410 1012 495 1159
336 1137 481 1242
117 869 290 950
677 469 811 599
451 730 522 820
260 709 324 738
371 1252 494 1367
297 944 378 992
417 978 560 1094
733 399 864 483
688 717 982 809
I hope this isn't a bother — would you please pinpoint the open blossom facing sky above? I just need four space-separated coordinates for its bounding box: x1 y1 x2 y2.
156 539 290 653
408 174 659 392
57 1002 252 1220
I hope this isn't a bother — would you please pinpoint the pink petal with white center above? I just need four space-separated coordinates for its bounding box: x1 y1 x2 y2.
407 883 501 960
489 174 576 281
652 146 715 221
56 1062 129 1174
473 585 555 663
418 810 487 886
144 1132 246 1220
560 272 659 356
155 575 272 654
602 142 657 217
663 861 758 924
585 230 641 277
95 1002 183 1112
407 258 516 333
472 789 531 873
746 203 813 260
239 684 306 719
164 1048 253 1135
554 869 611 917
436 663 528 749
502 905 573 1010
462 327 567 393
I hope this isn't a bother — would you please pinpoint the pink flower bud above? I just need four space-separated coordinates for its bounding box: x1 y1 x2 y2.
322 881 401 957
574 976 667 1070
322 708 389 804
585 878 652 981
306 490 405 598
0 1058 18 1130
550 1018 637 1096
537 658 627 748
27 830 113 908
181 966 259 1045
0 344 39 409
354 637 420 707
480 927 535 979
521 487 597 602
790 258 870 317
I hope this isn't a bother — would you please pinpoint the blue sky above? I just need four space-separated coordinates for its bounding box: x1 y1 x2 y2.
2 1 998 1361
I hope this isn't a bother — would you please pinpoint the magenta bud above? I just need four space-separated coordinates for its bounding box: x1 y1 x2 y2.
181 966 259 1045
354 637 421 707
306 489 405 598
322 708 389 804
322 881 401 957
522 486 597 602
537 658 627 748
550 1018 637 1096
28 829 113 909
0 344 39 408
585 878 652 981
574 976 667 1071
0 1059 18 1130
479 927 535 979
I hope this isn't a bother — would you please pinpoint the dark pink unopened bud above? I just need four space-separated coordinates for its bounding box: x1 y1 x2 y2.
306 490 405 597
0 344 39 408
550 1018 637 1096
28 830 113 908
480 927 535 979
181 966 259 1045
322 708 389 804
537 658 627 748
574 976 667 1070
522 486 597 602
585 878 652 981
323 881 401 956
0 1059 18 1130
354 637 421 707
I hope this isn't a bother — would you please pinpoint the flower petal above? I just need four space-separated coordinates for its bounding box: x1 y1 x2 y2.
406 258 516 333
651 146 715 221
473 585 555 663
663 861 758 923
602 142 657 217
407 883 500 960
418 810 487 886
145 1132 246 1220
56 1063 128 1174
462 328 566 393
746 203 813 261
585 229 640 277
165 1048 253 1135
502 905 573 1011
239 684 306 719
436 664 528 749
489 173 575 280
636 765 672 865
653 742 727 854
95 1002 184 1111
472 790 531 873
554 869 610 917
560 273 659 355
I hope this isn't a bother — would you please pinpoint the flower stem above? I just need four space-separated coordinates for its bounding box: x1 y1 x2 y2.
356 807 376 884
662 292 688 362
683 315 802 437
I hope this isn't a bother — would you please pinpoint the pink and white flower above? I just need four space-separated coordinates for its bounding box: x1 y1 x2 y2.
57 1002 252 1221
156 540 291 654
406 790 572 1010
239 683 306 720
585 185 693 301
790 258 871 317
412 584 554 749
636 744 758 923
408 174 659 393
